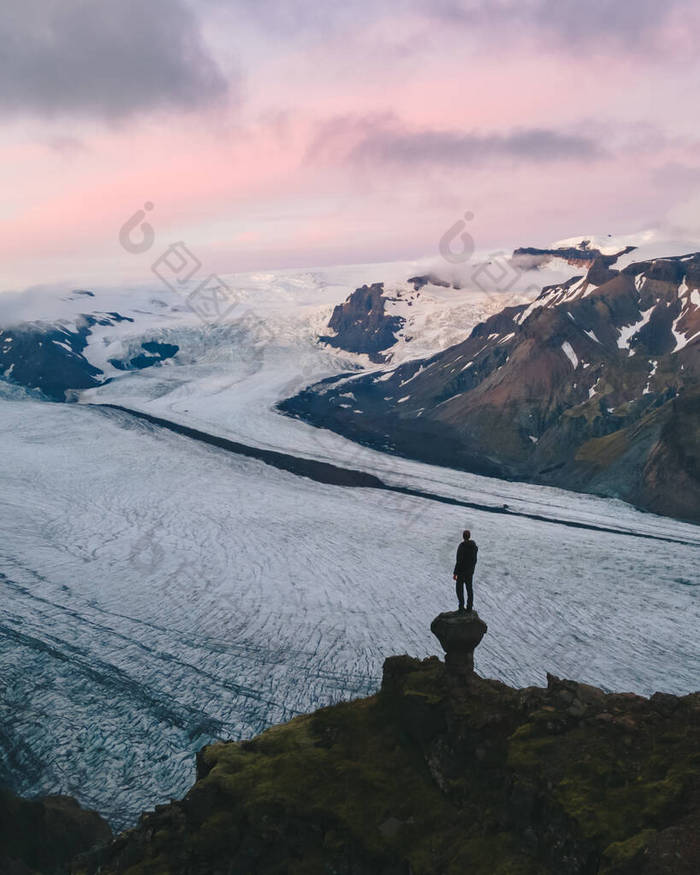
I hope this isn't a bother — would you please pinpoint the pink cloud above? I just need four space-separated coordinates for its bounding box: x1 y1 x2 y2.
1 9 700 291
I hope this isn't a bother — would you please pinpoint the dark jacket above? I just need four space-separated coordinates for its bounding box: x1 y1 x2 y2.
454 539 478 576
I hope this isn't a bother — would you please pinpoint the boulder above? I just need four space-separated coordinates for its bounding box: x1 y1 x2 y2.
430 610 488 677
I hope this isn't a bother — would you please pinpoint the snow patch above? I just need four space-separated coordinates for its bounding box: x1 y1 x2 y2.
399 364 433 386
561 341 579 369
588 377 602 399
643 373 654 395
617 307 654 354
671 317 699 352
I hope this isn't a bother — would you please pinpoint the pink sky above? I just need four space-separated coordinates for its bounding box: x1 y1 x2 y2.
2 0 700 291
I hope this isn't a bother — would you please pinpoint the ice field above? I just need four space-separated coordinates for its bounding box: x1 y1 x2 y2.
1 264 699 828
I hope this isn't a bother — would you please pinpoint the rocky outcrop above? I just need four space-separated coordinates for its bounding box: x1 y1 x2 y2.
0 311 137 401
319 283 405 362
281 250 700 522
407 274 456 291
0 321 104 401
0 787 111 874
108 340 179 371
0 312 183 401
430 610 488 677
74 639 699 875
512 242 636 274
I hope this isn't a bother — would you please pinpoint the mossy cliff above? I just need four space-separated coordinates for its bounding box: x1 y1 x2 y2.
76 647 699 874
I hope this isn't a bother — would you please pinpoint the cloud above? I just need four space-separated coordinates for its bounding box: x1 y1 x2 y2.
221 0 698 55
521 0 694 48
44 135 88 157
308 115 604 168
441 0 697 53
0 283 73 324
202 0 386 37
662 186 700 242
652 162 700 190
0 0 229 120
353 127 603 165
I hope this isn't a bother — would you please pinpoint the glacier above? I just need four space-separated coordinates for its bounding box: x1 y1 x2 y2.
0 263 698 829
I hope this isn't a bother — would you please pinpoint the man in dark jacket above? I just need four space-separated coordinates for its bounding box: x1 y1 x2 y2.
453 529 478 612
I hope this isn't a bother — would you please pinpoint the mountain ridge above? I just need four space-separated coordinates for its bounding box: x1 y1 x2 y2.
281 247 700 522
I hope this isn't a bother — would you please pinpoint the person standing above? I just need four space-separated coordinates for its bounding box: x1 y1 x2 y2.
453 529 478 612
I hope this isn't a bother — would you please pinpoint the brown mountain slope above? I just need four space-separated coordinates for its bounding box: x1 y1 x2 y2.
281 251 700 521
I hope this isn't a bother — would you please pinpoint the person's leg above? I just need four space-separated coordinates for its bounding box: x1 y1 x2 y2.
466 574 474 612
455 576 464 610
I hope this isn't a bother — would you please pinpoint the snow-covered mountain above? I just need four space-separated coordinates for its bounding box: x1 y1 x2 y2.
282 244 700 522
0 259 536 403
317 279 534 365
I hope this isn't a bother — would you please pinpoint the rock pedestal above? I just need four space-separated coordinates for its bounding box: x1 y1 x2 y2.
430 610 488 678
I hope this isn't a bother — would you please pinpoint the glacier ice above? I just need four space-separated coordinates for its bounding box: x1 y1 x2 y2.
0 265 698 829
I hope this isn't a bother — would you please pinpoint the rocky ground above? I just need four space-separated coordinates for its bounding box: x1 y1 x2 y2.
65 613 699 875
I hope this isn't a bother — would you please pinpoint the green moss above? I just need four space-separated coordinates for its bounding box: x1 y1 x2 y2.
400 836 542 875
171 687 542 874
561 751 693 842
121 861 168 875
202 702 442 851
83 658 699 875
398 661 447 704
601 828 656 866
443 834 546 875
507 730 557 769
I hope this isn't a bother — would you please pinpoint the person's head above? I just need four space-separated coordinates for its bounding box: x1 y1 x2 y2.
463 529 470 541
